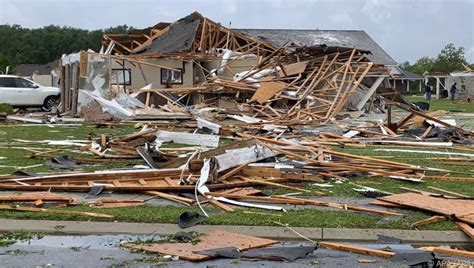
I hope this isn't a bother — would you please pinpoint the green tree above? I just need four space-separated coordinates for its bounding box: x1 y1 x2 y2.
0 24 132 67
400 44 470 75
406 56 435 75
433 43 467 73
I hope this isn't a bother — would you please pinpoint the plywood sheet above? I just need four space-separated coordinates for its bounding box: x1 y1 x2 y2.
250 82 287 104
124 230 278 261
379 193 474 224
278 61 308 77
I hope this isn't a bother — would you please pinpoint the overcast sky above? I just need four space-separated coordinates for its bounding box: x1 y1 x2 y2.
1 0 473 63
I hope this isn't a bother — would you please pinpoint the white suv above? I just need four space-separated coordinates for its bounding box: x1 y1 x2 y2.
0 75 60 111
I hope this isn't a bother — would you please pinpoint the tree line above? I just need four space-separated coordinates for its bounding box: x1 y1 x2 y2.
0 24 132 72
400 43 473 75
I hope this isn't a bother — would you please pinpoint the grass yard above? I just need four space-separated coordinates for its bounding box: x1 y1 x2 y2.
0 204 458 231
406 95 474 113
0 123 139 174
0 99 473 229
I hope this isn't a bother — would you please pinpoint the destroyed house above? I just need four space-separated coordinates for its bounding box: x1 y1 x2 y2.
60 11 403 121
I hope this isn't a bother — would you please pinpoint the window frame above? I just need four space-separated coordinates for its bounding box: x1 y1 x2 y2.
160 68 183 85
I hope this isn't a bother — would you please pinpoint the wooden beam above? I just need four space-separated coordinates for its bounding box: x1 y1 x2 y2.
319 242 396 258
411 216 446 229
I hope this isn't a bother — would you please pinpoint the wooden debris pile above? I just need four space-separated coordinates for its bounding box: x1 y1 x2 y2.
1 124 471 218
135 46 377 126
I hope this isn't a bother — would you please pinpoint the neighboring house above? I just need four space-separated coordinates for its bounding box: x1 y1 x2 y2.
388 69 424 93
446 72 474 101
423 71 474 100
14 59 60 87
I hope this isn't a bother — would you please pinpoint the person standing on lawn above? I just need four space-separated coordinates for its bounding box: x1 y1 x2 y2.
425 83 432 101
450 82 457 101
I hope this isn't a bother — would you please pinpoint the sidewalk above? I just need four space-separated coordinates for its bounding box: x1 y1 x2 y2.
0 219 470 244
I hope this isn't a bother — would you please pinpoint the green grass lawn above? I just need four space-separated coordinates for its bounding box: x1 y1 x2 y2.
0 123 139 174
406 95 474 113
0 120 472 230
0 204 458 231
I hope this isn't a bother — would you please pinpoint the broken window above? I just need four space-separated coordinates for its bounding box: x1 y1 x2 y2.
111 68 131 86
161 68 183 85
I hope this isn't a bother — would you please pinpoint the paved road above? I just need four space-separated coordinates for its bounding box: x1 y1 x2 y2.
2 234 472 267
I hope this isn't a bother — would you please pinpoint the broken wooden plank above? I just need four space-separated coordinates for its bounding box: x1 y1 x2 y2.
426 186 471 198
0 192 72 203
319 242 395 258
208 199 235 212
419 246 474 258
217 164 247 181
456 222 474 239
144 191 194 205
411 216 446 229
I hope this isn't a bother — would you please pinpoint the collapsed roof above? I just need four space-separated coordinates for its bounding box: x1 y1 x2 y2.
237 29 397 65
102 11 393 64
125 12 277 58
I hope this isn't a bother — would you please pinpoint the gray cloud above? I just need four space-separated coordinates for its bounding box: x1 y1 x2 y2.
0 0 472 63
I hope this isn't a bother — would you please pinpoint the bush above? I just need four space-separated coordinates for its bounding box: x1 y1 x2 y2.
0 103 13 114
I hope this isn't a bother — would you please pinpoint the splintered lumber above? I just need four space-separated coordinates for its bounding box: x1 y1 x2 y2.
0 205 113 218
419 246 474 259
241 166 324 182
369 199 405 208
243 178 312 193
379 193 474 225
411 216 446 229
423 176 474 182
208 193 401 216
426 186 471 198
319 242 395 258
394 102 472 135
208 199 235 212
89 200 145 209
144 191 194 205
217 164 247 181
123 230 278 261
0 192 72 203
456 222 474 239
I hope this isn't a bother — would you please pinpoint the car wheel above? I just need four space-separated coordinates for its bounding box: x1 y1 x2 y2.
42 96 59 111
